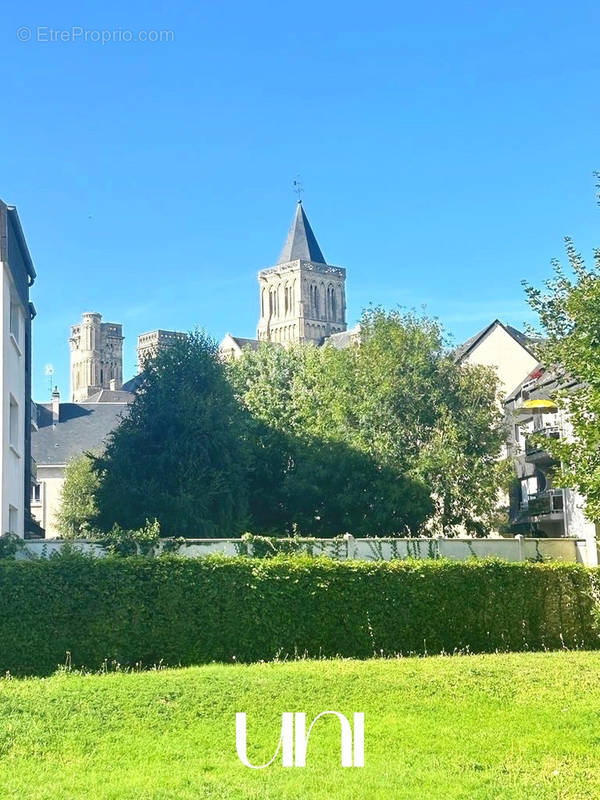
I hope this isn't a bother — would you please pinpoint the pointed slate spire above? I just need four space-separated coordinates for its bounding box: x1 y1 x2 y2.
277 202 326 265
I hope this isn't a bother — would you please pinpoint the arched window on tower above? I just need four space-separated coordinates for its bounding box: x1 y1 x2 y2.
314 286 319 317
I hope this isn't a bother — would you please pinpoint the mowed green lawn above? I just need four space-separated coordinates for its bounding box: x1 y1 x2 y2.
0 652 599 799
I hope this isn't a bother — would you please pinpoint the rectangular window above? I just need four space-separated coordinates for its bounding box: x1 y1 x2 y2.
31 484 41 504
9 396 18 451
520 480 529 505
514 424 521 448
8 506 17 534
10 301 20 345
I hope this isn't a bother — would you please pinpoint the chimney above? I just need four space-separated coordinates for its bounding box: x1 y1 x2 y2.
51 386 60 424
109 378 116 391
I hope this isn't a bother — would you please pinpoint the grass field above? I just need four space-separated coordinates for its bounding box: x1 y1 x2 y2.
0 652 599 799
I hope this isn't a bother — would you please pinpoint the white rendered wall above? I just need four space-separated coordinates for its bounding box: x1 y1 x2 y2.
19 535 593 564
30 465 65 538
463 324 538 398
1 262 26 536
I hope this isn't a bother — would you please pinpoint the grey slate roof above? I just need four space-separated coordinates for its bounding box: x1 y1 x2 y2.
504 364 579 404
278 202 326 265
230 336 261 351
33 402 130 465
325 324 361 349
85 388 135 403
122 373 144 393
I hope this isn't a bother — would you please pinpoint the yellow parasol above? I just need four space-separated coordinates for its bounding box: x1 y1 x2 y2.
514 398 558 414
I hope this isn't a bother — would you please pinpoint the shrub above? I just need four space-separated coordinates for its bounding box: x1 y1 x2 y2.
0 555 598 675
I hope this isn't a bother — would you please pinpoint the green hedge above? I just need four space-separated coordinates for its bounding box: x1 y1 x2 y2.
0 554 598 675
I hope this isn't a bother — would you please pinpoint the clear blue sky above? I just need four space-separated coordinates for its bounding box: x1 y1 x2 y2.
2 0 599 400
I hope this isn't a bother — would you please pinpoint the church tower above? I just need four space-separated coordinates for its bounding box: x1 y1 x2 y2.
256 202 347 345
69 312 124 402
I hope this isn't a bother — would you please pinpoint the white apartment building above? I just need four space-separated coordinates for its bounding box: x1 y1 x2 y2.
505 367 597 552
0 201 36 537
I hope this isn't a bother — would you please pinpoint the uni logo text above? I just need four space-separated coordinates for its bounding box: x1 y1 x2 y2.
235 711 365 768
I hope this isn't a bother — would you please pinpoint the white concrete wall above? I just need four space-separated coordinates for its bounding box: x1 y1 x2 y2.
17 535 593 564
1 262 26 536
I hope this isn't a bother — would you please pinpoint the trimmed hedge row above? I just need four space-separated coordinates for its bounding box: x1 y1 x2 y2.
0 554 599 675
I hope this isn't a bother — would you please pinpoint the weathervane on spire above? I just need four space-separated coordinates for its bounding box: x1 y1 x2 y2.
293 176 303 204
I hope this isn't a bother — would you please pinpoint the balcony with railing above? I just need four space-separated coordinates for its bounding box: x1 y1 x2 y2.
520 489 564 519
524 425 560 466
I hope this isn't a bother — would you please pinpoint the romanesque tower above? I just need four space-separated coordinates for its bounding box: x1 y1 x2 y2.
69 312 124 402
136 329 187 373
256 202 347 345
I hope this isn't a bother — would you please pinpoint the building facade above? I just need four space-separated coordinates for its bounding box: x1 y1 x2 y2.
256 202 347 346
453 319 539 398
454 319 542 537
69 312 123 402
0 201 36 537
505 367 597 553
137 329 187 372
31 388 133 537
218 334 262 361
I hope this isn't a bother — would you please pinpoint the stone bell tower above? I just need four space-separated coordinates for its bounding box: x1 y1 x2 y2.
69 312 123 401
256 202 347 346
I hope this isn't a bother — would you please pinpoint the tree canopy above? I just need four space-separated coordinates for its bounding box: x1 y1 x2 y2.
77 311 505 539
524 183 600 520
229 308 506 536
93 331 250 537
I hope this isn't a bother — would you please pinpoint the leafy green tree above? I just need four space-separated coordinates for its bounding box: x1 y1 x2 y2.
229 309 506 536
228 341 433 535
415 365 511 535
241 421 432 536
523 185 600 520
55 453 100 538
93 331 249 537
